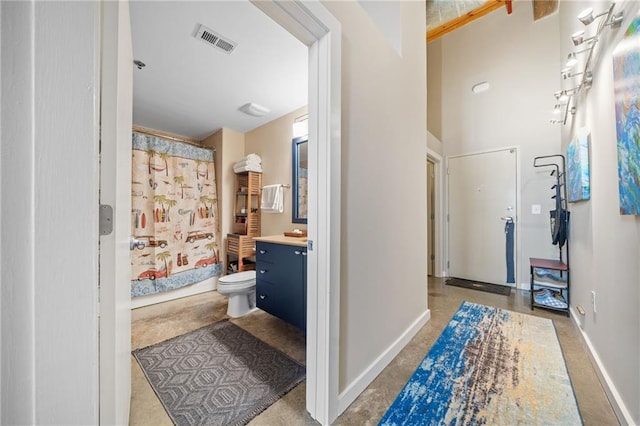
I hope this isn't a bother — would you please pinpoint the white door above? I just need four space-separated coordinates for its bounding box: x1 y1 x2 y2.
99 1 133 424
448 149 517 285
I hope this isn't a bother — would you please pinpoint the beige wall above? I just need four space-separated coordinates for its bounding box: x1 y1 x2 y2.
427 130 443 156
202 109 307 268
201 128 245 270
245 106 308 236
322 1 428 393
426 39 442 141
558 2 639 423
438 1 562 286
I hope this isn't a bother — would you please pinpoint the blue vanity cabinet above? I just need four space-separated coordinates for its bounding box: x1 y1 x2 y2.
255 241 307 331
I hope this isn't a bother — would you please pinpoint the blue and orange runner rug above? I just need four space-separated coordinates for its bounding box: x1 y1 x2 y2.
379 301 582 425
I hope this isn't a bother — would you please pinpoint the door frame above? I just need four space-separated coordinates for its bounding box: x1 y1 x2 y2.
254 4 342 422
99 1 343 424
99 1 133 424
445 146 521 285
427 149 444 277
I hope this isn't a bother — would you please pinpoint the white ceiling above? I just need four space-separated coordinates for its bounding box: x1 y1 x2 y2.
130 1 308 140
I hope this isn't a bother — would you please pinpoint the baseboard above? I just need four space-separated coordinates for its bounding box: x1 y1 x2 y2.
337 309 431 415
130 276 218 309
569 307 635 425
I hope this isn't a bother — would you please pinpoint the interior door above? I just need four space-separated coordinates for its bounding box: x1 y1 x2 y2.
427 160 435 276
448 149 517 285
99 1 133 424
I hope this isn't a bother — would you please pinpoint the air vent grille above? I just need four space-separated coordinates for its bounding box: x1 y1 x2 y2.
201 31 219 46
215 38 235 53
195 24 237 54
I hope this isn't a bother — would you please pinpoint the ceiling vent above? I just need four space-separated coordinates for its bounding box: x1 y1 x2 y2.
194 24 237 54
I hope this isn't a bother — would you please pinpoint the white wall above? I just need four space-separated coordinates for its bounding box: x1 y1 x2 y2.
358 1 402 56
321 1 429 394
1 1 99 424
436 1 562 286
558 1 640 423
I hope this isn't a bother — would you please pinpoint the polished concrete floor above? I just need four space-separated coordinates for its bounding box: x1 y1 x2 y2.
130 277 619 425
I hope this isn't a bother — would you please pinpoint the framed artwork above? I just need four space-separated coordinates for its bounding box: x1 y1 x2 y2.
567 129 591 203
612 16 640 215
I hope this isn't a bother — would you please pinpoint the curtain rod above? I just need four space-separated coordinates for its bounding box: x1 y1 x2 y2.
132 126 216 151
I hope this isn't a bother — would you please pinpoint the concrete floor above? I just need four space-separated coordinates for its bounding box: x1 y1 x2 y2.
130 277 619 425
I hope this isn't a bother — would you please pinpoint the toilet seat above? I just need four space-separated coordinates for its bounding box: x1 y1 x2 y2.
219 270 255 284
218 270 256 292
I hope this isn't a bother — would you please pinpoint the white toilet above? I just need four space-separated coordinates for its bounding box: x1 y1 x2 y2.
217 270 257 318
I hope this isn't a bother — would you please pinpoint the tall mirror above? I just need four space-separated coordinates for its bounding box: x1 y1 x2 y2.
292 136 308 224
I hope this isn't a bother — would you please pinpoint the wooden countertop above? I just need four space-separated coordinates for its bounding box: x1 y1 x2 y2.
253 234 307 247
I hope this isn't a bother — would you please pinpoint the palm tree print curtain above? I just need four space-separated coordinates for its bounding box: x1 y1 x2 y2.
131 132 222 297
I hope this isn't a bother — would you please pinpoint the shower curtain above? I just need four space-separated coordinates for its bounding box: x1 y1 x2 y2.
130 132 222 297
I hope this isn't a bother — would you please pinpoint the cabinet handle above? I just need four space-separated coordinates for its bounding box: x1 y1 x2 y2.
294 250 301 255
259 250 266 254
302 252 307 256
259 294 266 300
259 269 267 274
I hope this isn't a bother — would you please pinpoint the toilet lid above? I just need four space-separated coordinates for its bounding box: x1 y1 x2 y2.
219 270 255 285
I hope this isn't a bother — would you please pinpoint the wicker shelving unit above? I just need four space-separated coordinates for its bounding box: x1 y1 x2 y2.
226 171 261 272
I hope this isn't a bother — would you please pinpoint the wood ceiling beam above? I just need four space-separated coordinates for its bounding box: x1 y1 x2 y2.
426 0 507 43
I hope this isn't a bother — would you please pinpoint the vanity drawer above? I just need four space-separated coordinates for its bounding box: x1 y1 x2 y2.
256 241 304 263
256 280 304 329
256 261 295 287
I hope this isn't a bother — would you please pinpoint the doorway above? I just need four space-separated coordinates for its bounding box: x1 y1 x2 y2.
99 1 341 424
427 150 443 278
447 148 518 286
427 159 435 276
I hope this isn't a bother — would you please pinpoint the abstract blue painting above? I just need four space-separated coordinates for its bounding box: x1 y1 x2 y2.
567 130 590 202
613 16 640 214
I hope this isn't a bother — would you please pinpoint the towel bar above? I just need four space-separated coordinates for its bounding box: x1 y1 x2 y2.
263 183 290 189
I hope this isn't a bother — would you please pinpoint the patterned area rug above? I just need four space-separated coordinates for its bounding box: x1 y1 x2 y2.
133 320 305 426
379 301 582 425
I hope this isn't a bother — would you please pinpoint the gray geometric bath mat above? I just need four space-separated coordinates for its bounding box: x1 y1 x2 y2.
133 319 305 426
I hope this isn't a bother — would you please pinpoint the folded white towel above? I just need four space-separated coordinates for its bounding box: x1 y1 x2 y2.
261 184 283 213
233 159 260 169
246 153 261 163
233 164 262 173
